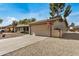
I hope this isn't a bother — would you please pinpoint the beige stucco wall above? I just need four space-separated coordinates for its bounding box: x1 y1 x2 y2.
30 20 67 37
52 21 67 37
30 23 61 37
31 24 50 37
52 30 63 37
52 30 59 37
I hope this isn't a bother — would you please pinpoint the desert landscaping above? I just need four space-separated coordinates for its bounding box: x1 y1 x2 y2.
2 32 79 56
0 3 78 56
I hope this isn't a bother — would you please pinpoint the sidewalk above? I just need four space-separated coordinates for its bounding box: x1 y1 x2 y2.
0 35 47 56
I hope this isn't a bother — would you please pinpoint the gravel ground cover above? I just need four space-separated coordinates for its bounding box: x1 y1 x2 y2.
3 36 79 56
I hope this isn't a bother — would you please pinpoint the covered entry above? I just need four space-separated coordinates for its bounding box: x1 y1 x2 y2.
16 25 29 33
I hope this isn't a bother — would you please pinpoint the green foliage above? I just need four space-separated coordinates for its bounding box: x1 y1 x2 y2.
12 20 18 26
50 3 65 17
31 18 36 22
18 18 36 25
70 22 75 27
64 5 72 18
49 3 72 19
0 19 3 23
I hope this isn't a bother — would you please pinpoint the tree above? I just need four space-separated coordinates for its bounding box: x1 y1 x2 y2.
70 22 75 27
64 5 72 19
50 3 65 18
63 5 72 27
18 18 36 25
49 3 72 21
12 20 17 32
12 21 17 26
31 18 36 22
0 19 3 24
28 18 36 23
18 20 23 24
18 19 27 24
49 3 72 37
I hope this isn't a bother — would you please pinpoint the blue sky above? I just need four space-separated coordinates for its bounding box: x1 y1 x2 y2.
67 3 79 26
0 3 79 26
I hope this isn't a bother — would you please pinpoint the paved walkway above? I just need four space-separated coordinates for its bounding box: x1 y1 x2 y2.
0 35 47 55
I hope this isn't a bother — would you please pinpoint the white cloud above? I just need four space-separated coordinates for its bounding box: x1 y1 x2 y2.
6 16 17 23
2 16 17 26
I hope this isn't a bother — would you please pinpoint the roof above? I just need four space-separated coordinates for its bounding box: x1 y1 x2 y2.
29 16 63 25
16 24 29 27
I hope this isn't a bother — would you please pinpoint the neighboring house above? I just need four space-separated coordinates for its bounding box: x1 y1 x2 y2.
1 25 17 32
0 24 29 33
74 26 79 32
16 24 29 33
69 26 79 32
69 25 77 32
69 26 74 31
4 25 14 32
69 23 75 32
0 25 14 32
29 16 68 37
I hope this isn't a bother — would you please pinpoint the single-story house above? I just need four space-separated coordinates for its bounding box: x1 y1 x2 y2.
29 16 68 37
3 25 14 32
68 25 79 32
16 24 29 33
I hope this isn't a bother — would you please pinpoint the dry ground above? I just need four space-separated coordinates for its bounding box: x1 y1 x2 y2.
3 36 79 56
0 32 25 39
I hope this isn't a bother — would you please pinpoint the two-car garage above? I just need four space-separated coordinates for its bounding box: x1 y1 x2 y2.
29 17 68 37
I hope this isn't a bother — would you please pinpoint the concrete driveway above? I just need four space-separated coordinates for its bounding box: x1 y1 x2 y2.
0 35 47 55
3 34 79 56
